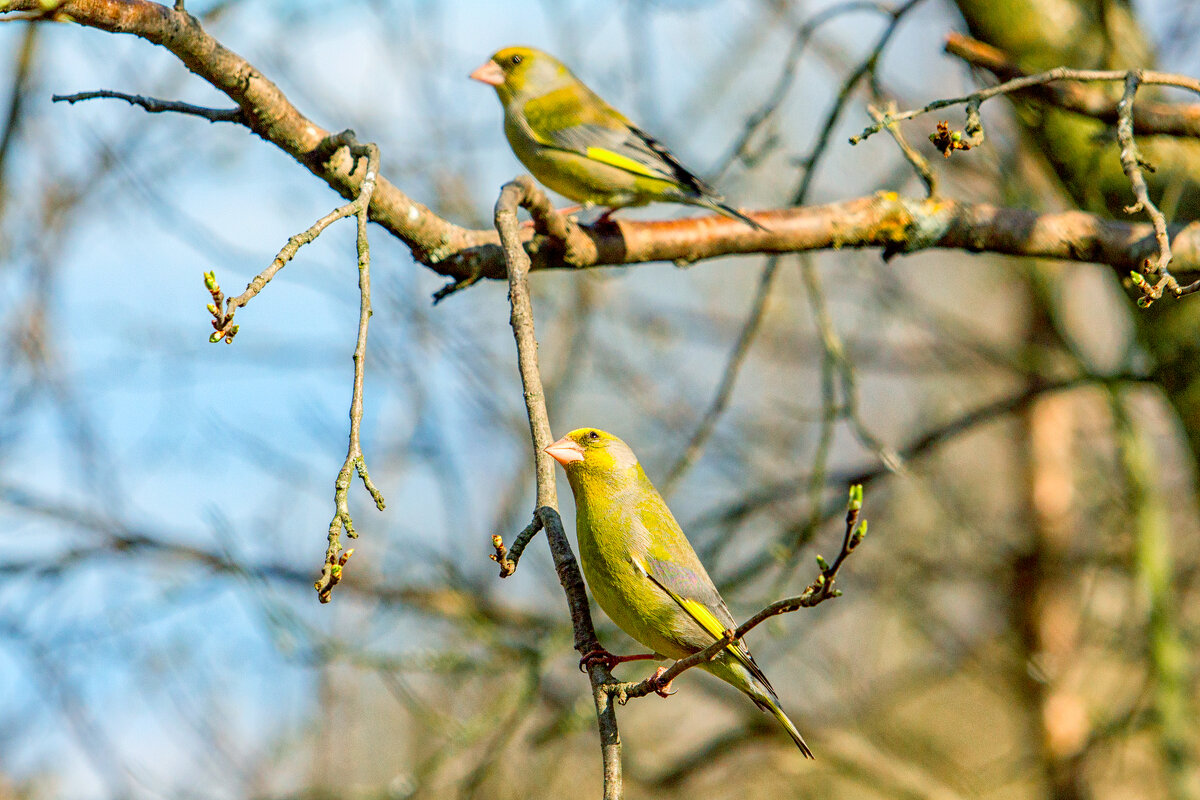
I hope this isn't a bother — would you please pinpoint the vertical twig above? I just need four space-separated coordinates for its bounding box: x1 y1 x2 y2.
316 139 387 603
493 176 623 800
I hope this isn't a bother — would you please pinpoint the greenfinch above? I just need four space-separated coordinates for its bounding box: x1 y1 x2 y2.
545 428 812 757
470 46 766 230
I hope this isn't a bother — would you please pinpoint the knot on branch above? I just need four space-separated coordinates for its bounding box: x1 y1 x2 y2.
500 175 597 266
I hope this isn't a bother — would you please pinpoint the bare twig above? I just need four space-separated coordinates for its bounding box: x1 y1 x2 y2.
314 136 386 603
489 518 541 578
945 33 1200 139
849 66 1200 146
491 175 622 799
52 90 242 123
662 260 775 493
208 130 373 343
0 23 37 210
706 372 1152 592
607 485 867 704
1116 72 1199 305
712 0 894 181
868 103 937 195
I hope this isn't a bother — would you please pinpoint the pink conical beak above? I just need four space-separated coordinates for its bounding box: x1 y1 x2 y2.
544 435 584 466
470 59 504 87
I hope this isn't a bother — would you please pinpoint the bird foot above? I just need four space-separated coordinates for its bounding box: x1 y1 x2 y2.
650 666 676 698
579 647 657 673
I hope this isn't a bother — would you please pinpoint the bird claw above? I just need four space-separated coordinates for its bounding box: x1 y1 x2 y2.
651 666 676 698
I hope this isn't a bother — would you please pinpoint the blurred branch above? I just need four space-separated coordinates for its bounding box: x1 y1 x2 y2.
1112 391 1195 796
52 89 242 122
490 176 621 800
0 620 136 797
712 0 897 181
608 486 866 705
705 372 1152 589
665 0 923 492
0 22 36 209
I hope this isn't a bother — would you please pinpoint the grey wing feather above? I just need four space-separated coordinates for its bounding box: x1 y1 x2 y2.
642 556 775 693
643 556 737 630
543 120 715 199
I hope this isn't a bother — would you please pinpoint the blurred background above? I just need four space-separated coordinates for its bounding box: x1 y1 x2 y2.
3 0 1200 797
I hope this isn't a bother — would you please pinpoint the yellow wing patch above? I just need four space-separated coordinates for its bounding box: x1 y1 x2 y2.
677 597 726 640
584 147 662 179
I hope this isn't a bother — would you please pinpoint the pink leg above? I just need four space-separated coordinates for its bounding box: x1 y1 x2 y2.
520 205 583 229
579 647 658 673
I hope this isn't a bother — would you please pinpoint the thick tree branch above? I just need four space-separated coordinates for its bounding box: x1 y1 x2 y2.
10 0 1200 294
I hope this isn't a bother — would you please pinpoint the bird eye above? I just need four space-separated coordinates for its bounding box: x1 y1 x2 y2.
587 431 599 441
510 54 523 65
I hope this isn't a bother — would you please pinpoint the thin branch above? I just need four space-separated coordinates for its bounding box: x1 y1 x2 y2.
705 372 1153 592
606 485 867 705
314 137 386 603
849 66 1200 145
0 23 37 207
711 0 894 181
945 32 1200 139
490 176 621 799
52 89 242 123
207 130 371 343
662 260 775 493
1116 72 1195 305
867 102 936 196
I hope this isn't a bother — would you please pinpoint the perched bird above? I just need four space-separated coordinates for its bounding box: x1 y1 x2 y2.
544 428 812 757
470 46 765 229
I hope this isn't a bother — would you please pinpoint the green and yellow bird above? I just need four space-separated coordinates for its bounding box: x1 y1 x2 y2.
470 46 766 229
545 428 812 757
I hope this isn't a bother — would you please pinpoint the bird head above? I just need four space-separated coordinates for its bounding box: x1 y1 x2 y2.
544 428 639 486
470 46 574 105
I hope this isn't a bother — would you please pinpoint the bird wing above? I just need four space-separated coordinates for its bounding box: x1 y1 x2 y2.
522 87 715 196
637 555 774 692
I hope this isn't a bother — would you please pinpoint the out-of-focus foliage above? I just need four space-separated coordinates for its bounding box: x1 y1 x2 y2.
1 1 1197 799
